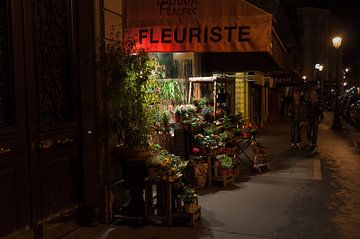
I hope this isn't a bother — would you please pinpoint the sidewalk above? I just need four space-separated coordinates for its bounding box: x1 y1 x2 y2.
54 113 358 239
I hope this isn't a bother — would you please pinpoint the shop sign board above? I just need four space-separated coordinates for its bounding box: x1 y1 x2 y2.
266 70 303 86
124 0 273 53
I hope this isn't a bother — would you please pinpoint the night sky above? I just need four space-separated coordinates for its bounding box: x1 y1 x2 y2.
328 0 359 78
331 1 360 62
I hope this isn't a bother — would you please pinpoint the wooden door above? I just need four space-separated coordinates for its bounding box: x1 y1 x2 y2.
1 0 82 237
0 0 31 236
23 0 82 224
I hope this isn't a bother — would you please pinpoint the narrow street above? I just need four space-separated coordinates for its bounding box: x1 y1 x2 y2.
59 112 360 239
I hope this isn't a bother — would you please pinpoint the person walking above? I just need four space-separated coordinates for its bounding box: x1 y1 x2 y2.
305 91 324 149
288 91 306 149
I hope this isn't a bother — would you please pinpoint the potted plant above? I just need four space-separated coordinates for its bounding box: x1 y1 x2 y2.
178 186 198 213
191 155 208 189
148 145 188 180
100 33 160 150
216 154 233 176
98 29 161 216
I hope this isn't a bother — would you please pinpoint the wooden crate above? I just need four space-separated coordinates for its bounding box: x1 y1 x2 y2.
173 205 201 227
211 166 233 187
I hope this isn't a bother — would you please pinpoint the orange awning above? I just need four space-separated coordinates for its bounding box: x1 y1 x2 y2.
124 0 290 70
124 0 273 53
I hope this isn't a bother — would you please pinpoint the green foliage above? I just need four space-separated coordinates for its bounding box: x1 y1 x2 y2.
193 133 221 151
150 146 188 175
216 154 233 169
158 80 183 103
193 97 208 111
178 185 198 204
98 29 161 148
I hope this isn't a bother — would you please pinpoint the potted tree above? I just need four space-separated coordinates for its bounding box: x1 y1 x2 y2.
100 34 160 149
98 30 160 217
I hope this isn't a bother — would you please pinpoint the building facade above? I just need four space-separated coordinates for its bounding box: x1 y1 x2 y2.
296 7 343 89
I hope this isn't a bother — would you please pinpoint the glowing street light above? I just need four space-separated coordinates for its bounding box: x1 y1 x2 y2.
331 36 342 130
332 36 342 49
315 64 324 88
315 64 324 71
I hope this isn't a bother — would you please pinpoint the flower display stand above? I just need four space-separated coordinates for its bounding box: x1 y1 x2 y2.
144 174 183 225
172 198 201 227
211 164 233 187
231 168 241 181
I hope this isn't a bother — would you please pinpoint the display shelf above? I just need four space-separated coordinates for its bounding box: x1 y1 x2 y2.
172 205 201 227
210 165 233 187
144 174 183 226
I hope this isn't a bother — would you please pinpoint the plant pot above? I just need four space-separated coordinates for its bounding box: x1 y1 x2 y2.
221 168 230 177
112 147 152 217
184 203 197 214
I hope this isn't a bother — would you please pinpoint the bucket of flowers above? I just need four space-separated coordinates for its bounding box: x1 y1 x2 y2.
178 186 198 213
216 154 233 177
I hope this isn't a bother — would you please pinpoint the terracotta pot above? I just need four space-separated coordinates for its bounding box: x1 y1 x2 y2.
221 168 229 177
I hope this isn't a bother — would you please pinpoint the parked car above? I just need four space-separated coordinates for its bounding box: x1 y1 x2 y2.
349 99 360 131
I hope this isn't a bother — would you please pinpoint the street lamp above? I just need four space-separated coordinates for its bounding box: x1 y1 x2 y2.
315 64 324 89
331 36 342 130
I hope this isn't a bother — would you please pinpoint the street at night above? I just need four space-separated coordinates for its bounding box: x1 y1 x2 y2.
2 1 360 238
55 112 360 239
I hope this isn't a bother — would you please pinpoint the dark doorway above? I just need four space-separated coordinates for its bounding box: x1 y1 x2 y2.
0 0 83 237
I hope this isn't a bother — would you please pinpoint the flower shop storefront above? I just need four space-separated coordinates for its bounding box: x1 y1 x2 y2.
110 0 289 227
124 0 289 126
